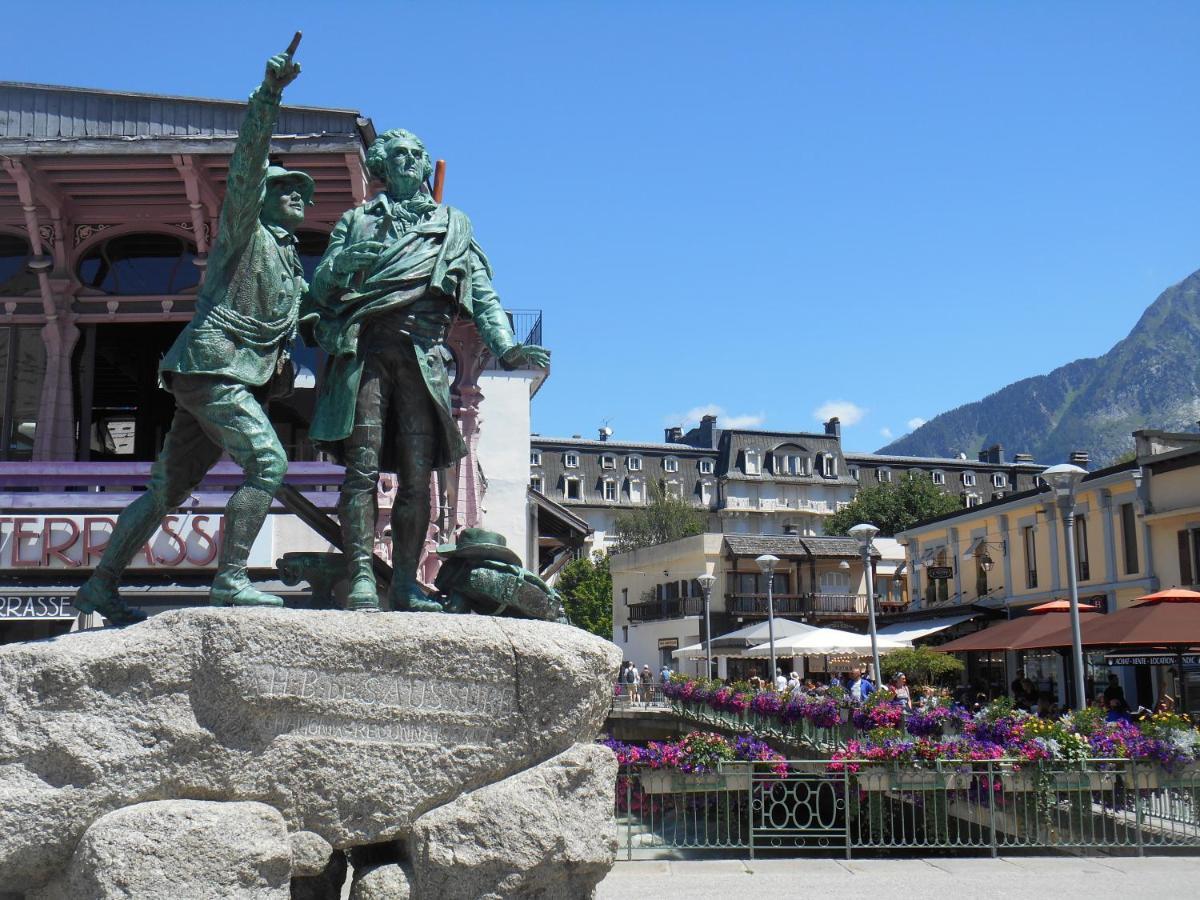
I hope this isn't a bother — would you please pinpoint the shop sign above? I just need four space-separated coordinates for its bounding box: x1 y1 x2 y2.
0 595 77 620
657 637 680 650
0 515 272 570
1105 653 1200 667
927 566 953 580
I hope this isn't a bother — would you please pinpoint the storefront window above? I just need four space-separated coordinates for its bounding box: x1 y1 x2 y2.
77 232 199 295
0 326 46 460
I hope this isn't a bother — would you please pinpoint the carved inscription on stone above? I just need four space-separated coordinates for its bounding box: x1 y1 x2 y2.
248 665 516 746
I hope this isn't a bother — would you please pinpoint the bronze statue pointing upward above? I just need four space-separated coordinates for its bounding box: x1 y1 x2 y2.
76 47 312 624
303 130 549 613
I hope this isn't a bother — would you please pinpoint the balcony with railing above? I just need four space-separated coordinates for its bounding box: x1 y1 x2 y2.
627 597 706 624
724 592 871 618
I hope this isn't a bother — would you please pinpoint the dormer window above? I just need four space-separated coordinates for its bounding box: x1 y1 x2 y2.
877 467 892 483
816 453 837 477
931 470 946 485
564 452 579 468
962 471 976 487
530 475 543 493
663 456 679 473
602 478 617 501
627 455 643 471
992 473 1007 488
744 449 761 475
776 454 807 476
964 492 981 507
699 480 714 505
530 450 542 466
601 454 616 469
848 465 860 480
699 459 714 474
564 476 581 500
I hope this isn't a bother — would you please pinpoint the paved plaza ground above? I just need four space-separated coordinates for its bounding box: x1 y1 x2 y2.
596 855 1200 899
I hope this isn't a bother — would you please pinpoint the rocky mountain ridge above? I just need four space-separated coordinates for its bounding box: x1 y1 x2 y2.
878 268 1200 467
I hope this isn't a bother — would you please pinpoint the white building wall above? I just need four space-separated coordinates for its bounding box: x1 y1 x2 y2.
476 370 537 567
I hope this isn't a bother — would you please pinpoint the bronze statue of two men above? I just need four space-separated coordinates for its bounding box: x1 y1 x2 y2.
75 45 548 625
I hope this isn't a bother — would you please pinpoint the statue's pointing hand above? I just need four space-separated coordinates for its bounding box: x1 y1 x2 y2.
264 53 301 92
332 240 385 277
500 345 550 370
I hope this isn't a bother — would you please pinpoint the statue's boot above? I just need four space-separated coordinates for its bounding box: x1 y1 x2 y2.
388 573 444 613
209 485 284 608
387 485 443 612
74 491 160 627
339 490 380 611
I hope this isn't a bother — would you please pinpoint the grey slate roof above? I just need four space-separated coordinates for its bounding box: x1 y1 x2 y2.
530 436 717 510
723 535 878 559
719 429 858 486
0 82 374 153
845 451 1043 471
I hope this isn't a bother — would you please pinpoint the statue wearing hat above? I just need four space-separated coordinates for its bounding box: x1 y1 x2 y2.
76 46 312 624
434 528 567 623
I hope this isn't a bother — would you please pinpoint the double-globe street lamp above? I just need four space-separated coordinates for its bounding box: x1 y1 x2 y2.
755 554 780 686
1042 463 1089 710
696 572 717 679
848 523 882 686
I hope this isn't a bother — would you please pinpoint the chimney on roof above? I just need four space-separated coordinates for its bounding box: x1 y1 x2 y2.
824 417 841 438
1069 450 1090 469
1013 452 1034 463
571 434 582 439
697 414 719 448
665 426 683 443
979 444 1004 464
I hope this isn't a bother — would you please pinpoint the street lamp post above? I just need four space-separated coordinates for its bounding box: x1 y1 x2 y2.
1042 463 1089 710
848 523 881 685
696 572 717 679
756 554 780 686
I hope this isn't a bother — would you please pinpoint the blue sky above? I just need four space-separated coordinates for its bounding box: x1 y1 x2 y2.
7 2 1200 451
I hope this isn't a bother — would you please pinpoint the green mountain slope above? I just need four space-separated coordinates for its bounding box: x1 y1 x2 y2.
878 269 1200 467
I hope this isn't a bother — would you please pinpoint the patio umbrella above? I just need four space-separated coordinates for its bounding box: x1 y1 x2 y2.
671 618 816 660
742 626 910 657
1027 588 1200 710
933 607 1103 653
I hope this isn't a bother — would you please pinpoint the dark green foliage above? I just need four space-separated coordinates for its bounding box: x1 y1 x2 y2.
879 646 964 686
612 481 706 553
824 473 962 537
557 551 613 639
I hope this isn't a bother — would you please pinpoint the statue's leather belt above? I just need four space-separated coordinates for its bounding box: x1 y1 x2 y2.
363 306 452 345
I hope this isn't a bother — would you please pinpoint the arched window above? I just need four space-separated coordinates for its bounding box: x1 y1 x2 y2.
0 233 35 294
295 230 331 282
77 232 199 295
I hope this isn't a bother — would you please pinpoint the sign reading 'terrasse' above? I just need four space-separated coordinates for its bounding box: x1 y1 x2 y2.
0 595 77 620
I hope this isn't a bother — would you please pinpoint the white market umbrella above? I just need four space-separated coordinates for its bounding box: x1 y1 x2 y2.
671 618 818 660
741 626 911 658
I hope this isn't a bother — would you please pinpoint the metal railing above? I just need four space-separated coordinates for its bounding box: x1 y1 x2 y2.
616 759 1200 859
671 698 855 753
725 593 868 617
628 598 705 623
612 682 670 709
506 308 543 347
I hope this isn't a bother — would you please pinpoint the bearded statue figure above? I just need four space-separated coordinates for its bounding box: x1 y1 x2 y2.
301 129 549 612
